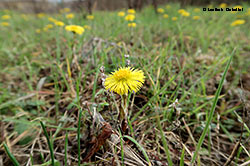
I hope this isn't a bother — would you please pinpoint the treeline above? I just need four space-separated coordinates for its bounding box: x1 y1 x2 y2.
0 0 248 13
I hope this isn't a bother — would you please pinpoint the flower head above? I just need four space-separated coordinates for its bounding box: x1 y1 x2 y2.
157 8 164 13
36 29 41 33
2 15 11 20
178 9 186 14
48 17 57 22
65 25 85 35
125 14 135 21
231 5 243 14
172 17 178 21
105 67 145 95
46 24 53 29
1 22 9 26
194 8 200 12
128 22 136 27
231 19 245 26
66 13 74 19
219 3 227 8
54 21 65 26
127 9 136 14
37 13 45 18
86 15 94 20
83 25 91 30
60 8 71 13
193 16 200 20
118 11 125 17
63 8 70 13
163 14 169 18
181 11 190 17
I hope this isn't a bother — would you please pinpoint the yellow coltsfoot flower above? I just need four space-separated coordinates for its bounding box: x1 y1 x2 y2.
1 22 9 26
219 3 227 8
178 9 186 14
231 19 245 26
172 17 178 21
86 15 94 20
37 13 45 18
118 11 125 17
54 21 65 26
194 8 200 12
105 67 145 95
157 8 164 13
193 16 200 20
127 9 136 14
66 13 74 19
83 25 91 30
181 11 190 17
1 15 11 20
125 14 135 21
128 22 136 27
65 25 85 35
163 14 169 18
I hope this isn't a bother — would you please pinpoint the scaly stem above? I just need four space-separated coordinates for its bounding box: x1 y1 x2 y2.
120 94 128 133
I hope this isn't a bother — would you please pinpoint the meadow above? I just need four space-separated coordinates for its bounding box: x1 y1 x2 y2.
0 2 250 166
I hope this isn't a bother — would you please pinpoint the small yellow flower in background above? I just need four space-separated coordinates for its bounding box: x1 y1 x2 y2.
54 21 65 26
194 8 200 12
231 19 245 26
60 8 70 13
105 67 145 95
163 14 169 18
128 22 136 27
1 15 10 20
193 16 200 20
172 17 177 21
118 11 125 17
181 11 190 17
48 17 57 22
37 13 45 18
66 13 74 19
178 9 186 14
127 9 136 14
219 3 227 8
86 15 94 20
157 8 164 13
63 8 70 13
1 22 9 26
83 25 91 30
46 24 54 29
65 25 85 35
166 5 171 9
43 24 53 31
36 29 41 33
125 14 135 21
231 5 243 13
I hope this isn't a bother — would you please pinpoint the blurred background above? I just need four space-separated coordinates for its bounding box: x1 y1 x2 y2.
0 0 249 13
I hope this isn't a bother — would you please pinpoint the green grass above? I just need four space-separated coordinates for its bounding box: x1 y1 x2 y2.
0 2 250 166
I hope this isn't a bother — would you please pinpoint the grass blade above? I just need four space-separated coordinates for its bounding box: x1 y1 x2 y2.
190 49 234 165
77 108 83 166
123 135 151 166
3 143 20 166
40 121 55 166
65 131 68 166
